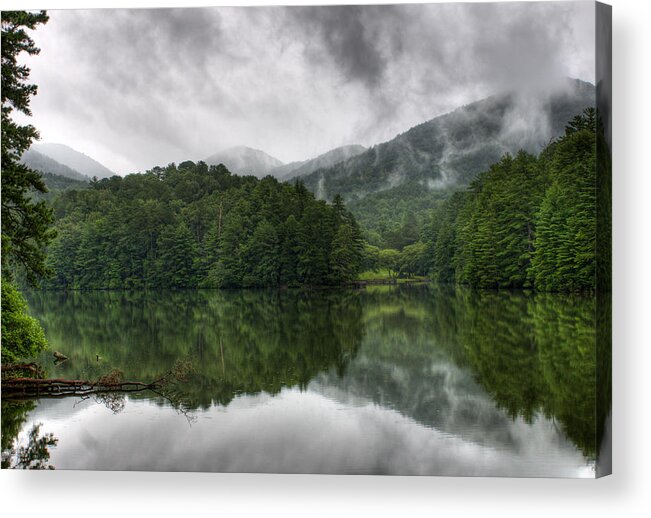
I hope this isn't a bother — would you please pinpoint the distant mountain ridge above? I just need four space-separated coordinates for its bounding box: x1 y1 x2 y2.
20 148 89 181
271 145 367 180
204 146 284 178
300 79 596 201
31 143 114 179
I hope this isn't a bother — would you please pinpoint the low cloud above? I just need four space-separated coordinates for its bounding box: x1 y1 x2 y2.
22 3 595 174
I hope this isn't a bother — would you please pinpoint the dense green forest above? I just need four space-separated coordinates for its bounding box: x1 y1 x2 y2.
347 182 450 249
340 107 603 292
42 163 365 289
34 172 89 202
34 108 603 293
424 107 602 291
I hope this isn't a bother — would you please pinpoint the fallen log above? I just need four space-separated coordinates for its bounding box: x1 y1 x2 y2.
2 359 194 403
1 376 163 399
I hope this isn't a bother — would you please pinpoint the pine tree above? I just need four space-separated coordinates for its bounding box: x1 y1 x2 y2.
156 223 198 288
245 220 280 287
330 223 359 283
532 109 596 291
1 11 52 361
1 11 55 283
279 215 301 286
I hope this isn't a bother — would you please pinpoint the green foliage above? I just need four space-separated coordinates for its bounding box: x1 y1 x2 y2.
399 242 428 277
531 110 597 291
34 172 89 203
42 164 366 289
1 421 57 469
423 108 606 292
379 249 401 278
361 243 381 272
425 191 466 283
1 280 48 362
330 223 362 282
1 11 55 284
347 182 449 248
454 151 545 288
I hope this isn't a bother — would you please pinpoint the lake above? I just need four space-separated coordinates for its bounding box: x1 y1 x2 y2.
2 285 608 476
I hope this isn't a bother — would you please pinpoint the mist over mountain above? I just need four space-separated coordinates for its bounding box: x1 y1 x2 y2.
204 146 284 178
300 79 595 201
32 143 115 179
272 145 367 180
20 148 88 181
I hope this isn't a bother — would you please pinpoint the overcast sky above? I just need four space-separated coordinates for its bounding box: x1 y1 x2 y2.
20 2 595 175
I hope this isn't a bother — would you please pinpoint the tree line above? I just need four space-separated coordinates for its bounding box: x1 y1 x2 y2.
36 108 605 293
42 163 366 289
424 107 604 292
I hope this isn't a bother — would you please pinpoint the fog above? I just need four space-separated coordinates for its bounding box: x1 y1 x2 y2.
19 2 595 174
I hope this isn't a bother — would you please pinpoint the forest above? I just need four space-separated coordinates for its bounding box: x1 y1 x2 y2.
27 108 606 293
348 107 607 292
2 13 606 297
425 107 608 291
41 164 366 289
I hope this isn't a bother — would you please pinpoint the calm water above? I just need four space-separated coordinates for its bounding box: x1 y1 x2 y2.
2 285 608 476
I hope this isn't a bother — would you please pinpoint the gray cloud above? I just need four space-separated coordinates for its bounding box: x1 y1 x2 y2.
30 387 591 476
21 2 595 174
288 6 404 89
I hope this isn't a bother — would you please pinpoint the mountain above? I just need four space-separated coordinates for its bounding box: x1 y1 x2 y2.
271 145 367 180
21 148 89 181
300 79 595 201
204 146 284 178
33 173 90 203
31 143 114 179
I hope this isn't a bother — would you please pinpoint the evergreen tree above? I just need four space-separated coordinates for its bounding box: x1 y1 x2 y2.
1 11 52 362
330 223 360 283
278 215 301 286
425 108 599 292
244 220 280 287
297 203 332 285
155 223 198 288
532 109 596 291
1 11 54 283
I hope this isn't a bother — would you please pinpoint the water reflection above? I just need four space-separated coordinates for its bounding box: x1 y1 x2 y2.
1 401 57 469
1 286 609 475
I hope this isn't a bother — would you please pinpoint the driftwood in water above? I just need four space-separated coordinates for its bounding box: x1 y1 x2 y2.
1 359 194 403
1 376 164 399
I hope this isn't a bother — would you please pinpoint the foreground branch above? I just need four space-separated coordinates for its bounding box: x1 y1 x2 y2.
1 359 192 399
1 376 163 399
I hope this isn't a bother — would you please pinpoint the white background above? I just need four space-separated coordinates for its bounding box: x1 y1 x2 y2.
1 0 649 516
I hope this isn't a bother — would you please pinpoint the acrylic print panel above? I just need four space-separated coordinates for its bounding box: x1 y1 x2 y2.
1 1 611 477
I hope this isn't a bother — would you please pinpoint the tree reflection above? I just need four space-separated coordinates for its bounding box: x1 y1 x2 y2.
319 285 608 459
27 289 365 409
24 285 609 460
1 401 57 469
